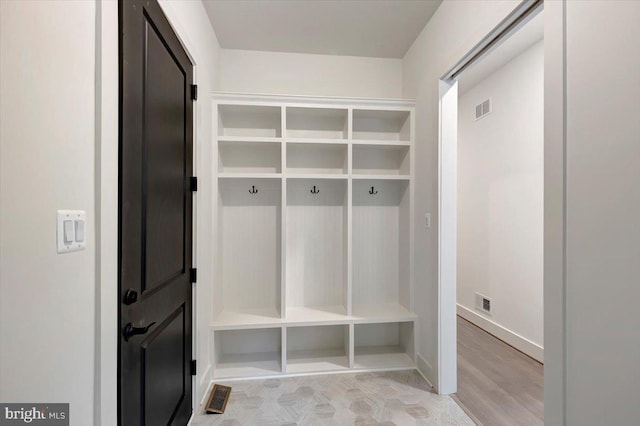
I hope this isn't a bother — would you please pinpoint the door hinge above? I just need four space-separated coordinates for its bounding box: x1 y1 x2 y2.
190 268 197 284
190 84 198 101
190 176 198 192
190 360 197 376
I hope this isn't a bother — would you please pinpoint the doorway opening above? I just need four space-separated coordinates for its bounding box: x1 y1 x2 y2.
438 1 544 424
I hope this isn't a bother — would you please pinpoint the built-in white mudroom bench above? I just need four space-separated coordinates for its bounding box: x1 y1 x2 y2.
211 93 416 380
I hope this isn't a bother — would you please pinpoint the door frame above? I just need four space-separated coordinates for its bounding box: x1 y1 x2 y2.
95 1 199 424
437 0 567 423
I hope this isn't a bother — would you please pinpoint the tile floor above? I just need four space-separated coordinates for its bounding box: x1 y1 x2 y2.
192 370 473 426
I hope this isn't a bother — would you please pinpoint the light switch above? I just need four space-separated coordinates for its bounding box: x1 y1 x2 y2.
75 220 85 242
57 210 86 253
424 212 431 229
63 220 74 244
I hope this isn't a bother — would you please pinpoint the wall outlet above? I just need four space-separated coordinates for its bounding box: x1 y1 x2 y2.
475 292 492 315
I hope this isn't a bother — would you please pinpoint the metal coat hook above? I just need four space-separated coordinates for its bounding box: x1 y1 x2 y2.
310 185 320 194
249 185 258 194
369 186 378 195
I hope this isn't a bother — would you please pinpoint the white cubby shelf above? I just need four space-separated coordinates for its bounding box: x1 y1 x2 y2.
212 93 415 379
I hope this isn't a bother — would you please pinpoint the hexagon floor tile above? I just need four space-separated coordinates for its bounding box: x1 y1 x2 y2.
192 370 473 426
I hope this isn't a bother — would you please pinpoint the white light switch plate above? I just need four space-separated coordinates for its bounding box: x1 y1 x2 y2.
57 210 86 253
424 212 431 229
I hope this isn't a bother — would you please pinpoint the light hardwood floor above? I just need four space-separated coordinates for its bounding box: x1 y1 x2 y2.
454 316 544 426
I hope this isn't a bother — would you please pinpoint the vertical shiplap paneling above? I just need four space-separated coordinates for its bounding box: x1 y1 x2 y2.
352 180 408 306
220 178 281 314
286 179 347 309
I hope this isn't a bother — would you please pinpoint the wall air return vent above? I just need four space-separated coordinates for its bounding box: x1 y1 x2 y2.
475 292 492 315
474 98 492 121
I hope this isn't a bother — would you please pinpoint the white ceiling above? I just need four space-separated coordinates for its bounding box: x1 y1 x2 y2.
203 0 443 59
458 11 544 94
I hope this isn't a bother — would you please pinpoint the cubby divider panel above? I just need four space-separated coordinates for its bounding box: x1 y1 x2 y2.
214 328 282 378
216 178 282 321
286 325 349 373
218 105 282 137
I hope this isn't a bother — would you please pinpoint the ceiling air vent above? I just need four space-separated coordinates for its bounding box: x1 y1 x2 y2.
474 98 491 121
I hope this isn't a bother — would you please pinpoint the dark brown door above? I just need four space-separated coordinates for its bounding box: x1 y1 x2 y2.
119 0 194 424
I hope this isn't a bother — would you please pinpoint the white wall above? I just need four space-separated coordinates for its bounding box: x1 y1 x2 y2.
562 1 640 424
0 1 97 425
1 1 220 425
402 0 522 391
456 41 543 361
220 49 402 98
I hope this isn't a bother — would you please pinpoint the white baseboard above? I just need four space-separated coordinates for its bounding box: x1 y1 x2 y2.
457 304 544 363
197 363 212 406
415 353 435 390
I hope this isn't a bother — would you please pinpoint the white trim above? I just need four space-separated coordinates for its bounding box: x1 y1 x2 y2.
415 353 435 389
207 366 418 384
95 1 119 425
457 304 544 363
543 1 567 424
197 363 212 407
212 91 415 109
437 80 458 395
199 378 215 407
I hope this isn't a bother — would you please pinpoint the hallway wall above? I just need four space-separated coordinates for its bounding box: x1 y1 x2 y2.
457 41 544 361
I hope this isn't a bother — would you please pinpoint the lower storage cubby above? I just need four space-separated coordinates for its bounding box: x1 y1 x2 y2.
354 322 415 370
213 328 282 379
286 325 349 373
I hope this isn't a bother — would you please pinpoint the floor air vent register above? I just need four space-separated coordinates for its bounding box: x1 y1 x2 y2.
205 384 232 414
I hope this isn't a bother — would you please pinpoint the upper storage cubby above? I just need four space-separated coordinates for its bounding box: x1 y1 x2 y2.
353 145 410 176
353 109 410 142
218 141 281 174
286 107 348 139
286 143 347 175
218 105 282 138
